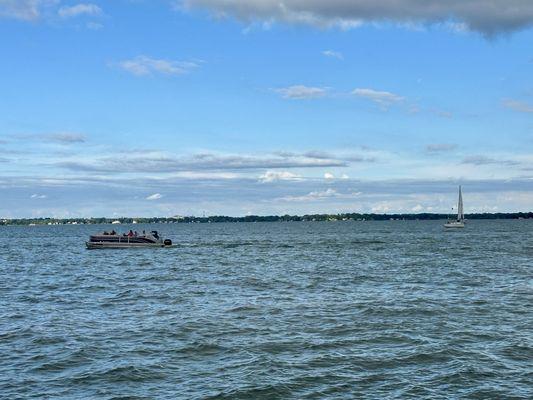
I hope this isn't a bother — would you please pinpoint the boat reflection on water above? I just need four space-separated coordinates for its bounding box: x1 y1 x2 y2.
86 230 173 249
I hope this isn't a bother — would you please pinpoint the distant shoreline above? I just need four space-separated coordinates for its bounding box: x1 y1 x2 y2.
2 212 532 226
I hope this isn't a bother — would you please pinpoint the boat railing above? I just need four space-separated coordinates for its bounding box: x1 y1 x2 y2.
115 236 132 243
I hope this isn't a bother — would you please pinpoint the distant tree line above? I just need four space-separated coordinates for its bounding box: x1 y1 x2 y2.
1 212 532 226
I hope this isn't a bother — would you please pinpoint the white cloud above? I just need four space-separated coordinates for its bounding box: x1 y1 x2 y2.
426 143 458 153
48 133 86 143
259 171 302 183
0 0 57 21
146 193 162 200
86 21 103 30
2 172 533 217
280 188 362 202
446 22 469 34
169 171 240 180
30 194 47 199
181 0 533 35
412 204 424 212
462 155 520 166
57 151 346 174
322 50 343 60
431 109 453 118
502 98 533 113
324 172 335 180
10 132 86 144
115 56 200 76
58 3 102 18
371 203 392 213
274 85 327 99
282 188 340 202
352 88 404 108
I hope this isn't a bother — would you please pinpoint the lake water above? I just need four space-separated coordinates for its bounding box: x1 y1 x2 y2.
0 220 532 399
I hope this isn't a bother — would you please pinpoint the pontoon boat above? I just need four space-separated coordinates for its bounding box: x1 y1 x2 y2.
86 230 172 249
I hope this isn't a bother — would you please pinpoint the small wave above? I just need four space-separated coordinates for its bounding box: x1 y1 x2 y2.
31 335 67 345
351 239 387 245
172 340 228 356
226 304 260 313
33 348 95 372
204 382 294 400
71 364 166 384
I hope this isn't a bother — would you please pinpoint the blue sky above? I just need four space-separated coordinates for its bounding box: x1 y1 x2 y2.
0 0 532 218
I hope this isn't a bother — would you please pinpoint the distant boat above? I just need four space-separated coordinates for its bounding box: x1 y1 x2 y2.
444 186 465 229
86 230 173 249
111 220 121 224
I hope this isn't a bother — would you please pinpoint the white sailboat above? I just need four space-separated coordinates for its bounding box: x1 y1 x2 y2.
444 186 465 228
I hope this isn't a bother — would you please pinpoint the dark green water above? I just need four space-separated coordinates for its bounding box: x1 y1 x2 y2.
0 220 532 399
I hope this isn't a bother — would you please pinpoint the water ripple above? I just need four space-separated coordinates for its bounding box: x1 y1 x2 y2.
0 220 531 399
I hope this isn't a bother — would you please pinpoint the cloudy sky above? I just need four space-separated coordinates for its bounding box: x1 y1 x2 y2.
0 0 532 218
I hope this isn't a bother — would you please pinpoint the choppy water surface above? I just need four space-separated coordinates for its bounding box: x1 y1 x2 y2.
1 220 532 399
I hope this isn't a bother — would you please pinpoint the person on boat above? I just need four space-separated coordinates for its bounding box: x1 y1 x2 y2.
127 230 134 237
110 230 116 235
134 231 138 237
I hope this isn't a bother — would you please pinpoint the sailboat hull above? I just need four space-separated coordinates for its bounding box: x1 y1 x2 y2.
444 222 465 228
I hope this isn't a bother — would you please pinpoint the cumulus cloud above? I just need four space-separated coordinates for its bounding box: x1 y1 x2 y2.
352 88 404 108
324 172 335 180
115 56 200 76
146 193 162 200
180 0 533 35
58 3 102 18
259 171 302 183
426 143 458 153
502 98 533 113
274 85 327 99
322 50 343 60
412 204 424 212
30 193 47 199
371 203 392 213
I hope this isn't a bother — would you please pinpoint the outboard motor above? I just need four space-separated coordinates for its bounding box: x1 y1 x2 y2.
164 239 172 246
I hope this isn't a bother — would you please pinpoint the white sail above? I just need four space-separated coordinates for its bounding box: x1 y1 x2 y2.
457 186 464 222
444 186 465 228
